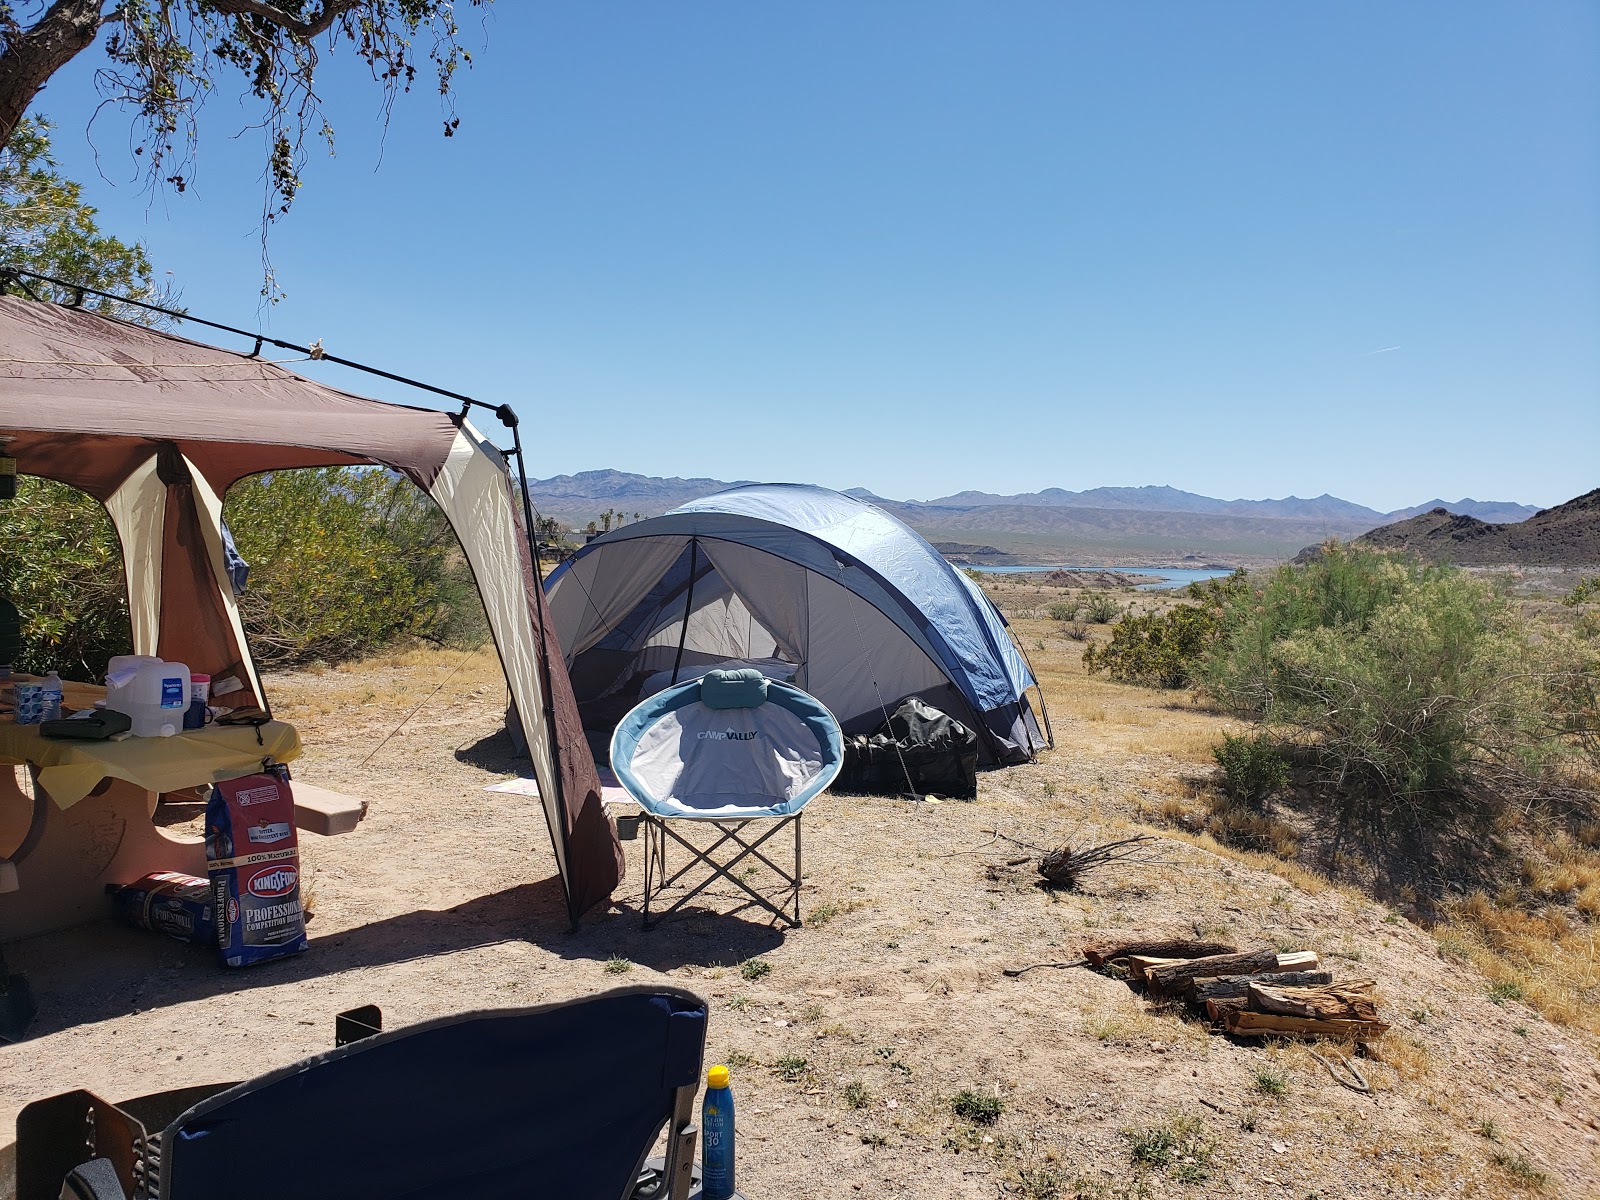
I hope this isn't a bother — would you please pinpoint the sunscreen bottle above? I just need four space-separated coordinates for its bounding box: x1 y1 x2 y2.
701 1063 735 1199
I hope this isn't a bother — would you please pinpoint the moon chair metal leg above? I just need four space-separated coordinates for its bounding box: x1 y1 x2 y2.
640 813 804 930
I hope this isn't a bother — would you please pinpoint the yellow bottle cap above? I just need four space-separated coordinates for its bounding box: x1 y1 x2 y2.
707 1064 730 1089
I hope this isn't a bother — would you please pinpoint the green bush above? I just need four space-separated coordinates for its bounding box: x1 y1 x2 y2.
224 468 487 664
0 468 489 676
1082 603 1221 688
1212 731 1290 810
1203 544 1565 799
0 478 132 676
1047 600 1080 622
1084 593 1123 624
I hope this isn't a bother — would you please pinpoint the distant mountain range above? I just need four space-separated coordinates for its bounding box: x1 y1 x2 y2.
531 471 1537 526
1315 489 1600 567
526 470 1547 565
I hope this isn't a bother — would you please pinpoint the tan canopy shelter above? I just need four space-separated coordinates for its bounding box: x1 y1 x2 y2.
0 292 623 923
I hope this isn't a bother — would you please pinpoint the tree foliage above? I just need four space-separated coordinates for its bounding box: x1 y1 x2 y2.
1088 549 1598 803
223 467 486 663
1082 572 1244 689
0 1 486 295
1082 603 1220 689
0 114 172 319
0 468 488 676
0 476 130 676
1200 546 1587 801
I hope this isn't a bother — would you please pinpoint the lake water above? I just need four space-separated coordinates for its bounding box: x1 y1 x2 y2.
965 564 1236 591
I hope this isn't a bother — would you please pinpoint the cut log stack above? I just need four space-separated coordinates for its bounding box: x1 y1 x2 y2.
1080 936 1390 1041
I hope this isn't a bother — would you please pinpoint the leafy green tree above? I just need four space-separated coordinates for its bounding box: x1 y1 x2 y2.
1082 571 1246 688
224 467 486 664
1082 603 1222 689
0 114 171 320
0 477 130 676
1202 545 1581 801
0 1 486 295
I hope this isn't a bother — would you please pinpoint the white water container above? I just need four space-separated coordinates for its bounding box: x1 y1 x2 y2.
105 655 160 715
117 659 192 737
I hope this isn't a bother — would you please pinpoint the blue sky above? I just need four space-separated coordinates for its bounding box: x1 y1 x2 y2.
27 1 1599 512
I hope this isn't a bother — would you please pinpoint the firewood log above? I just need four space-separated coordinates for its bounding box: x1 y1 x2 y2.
1274 951 1321 971
1204 996 1248 1021
1248 980 1380 1023
1081 938 1237 967
1127 955 1186 982
1186 971 1333 1003
1144 948 1282 995
1225 1010 1390 1039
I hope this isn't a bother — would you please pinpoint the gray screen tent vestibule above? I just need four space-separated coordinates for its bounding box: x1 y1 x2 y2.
0 293 622 924
545 483 1052 766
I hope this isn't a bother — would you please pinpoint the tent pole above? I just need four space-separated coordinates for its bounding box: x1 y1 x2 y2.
501 412 580 930
669 539 698 687
1009 634 1056 754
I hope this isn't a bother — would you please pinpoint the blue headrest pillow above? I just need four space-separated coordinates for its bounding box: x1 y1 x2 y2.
700 669 768 710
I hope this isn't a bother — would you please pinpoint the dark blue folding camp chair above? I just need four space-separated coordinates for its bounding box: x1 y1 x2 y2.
18 987 732 1200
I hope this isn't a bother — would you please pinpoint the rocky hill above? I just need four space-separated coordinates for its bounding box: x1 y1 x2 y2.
1384 497 1541 524
1302 488 1600 567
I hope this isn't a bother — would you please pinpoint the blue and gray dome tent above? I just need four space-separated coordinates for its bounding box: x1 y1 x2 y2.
545 483 1052 765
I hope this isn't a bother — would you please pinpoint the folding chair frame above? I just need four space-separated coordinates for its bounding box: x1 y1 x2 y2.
14 995 709 1200
641 811 802 929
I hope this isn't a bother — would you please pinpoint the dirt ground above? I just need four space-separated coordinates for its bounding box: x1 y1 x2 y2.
3 592 1599 1198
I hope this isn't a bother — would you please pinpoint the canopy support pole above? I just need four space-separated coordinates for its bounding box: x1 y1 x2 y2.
501 408 580 930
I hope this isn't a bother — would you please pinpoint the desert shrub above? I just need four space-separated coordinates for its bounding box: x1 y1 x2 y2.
1203 544 1574 800
0 467 489 676
1212 731 1290 810
1047 600 1081 622
1557 578 1600 772
1084 593 1123 624
1063 620 1091 642
0 478 132 676
225 467 487 664
1083 603 1221 688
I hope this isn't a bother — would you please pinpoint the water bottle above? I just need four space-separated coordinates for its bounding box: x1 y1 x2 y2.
701 1064 735 1200
40 671 63 722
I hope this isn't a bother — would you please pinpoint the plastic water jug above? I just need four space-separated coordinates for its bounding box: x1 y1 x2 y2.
701 1064 735 1200
115 659 192 737
105 655 160 714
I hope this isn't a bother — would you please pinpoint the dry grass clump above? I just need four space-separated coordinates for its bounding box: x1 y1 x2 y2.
1149 782 1300 860
1444 892 1600 1035
1363 1033 1432 1082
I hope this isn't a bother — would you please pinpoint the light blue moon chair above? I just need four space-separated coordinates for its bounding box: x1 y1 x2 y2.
610 669 843 928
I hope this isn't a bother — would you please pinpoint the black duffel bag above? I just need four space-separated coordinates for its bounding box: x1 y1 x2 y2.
838 697 979 799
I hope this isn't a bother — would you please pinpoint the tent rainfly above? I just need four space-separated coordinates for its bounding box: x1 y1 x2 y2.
0 293 622 923
545 483 1052 765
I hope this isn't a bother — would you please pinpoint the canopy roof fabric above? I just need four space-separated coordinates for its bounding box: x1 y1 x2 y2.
546 483 1050 764
0 295 621 923
0 295 457 495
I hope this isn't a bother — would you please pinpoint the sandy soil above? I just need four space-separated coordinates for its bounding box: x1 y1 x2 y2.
3 620 1599 1197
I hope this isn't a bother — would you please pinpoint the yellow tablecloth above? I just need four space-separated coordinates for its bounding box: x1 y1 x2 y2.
0 718 301 809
